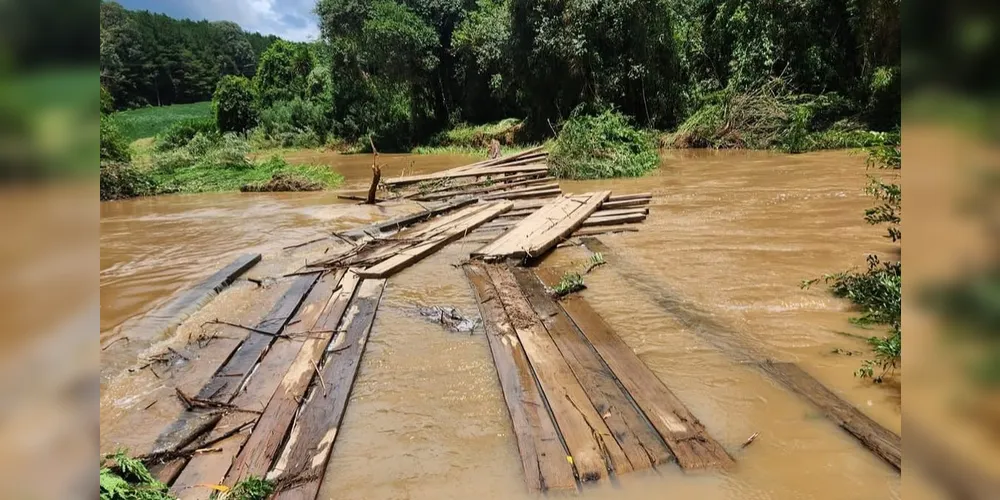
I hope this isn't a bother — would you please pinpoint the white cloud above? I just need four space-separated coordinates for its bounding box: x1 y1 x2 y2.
184 0 320 42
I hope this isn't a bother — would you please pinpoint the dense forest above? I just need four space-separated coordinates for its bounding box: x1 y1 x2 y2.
99 1 280 109
101 0 899 149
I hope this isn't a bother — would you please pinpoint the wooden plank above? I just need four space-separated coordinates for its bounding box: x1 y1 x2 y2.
356 201 513 278
512 199 548 211
152 273 321 457
472 196 568 259
600 199 650 210
483 187 561 201
606 193 651 202
101 253 261 351
511 267 672 470
594 207 649 217
582 213 647 228
451 146 547 172
556 299 734 469
463 264 577 492
197 273 321 403
539 268 734 470
269 279 387 499
338 197 476 239
578 236 901 469
570 225 640 237
481 182 559 199
416 175 552 201
384 165 548 186
224 272 362 486
757 361 901 470
525 191 611 259
171 271 348 499
485 265 628 481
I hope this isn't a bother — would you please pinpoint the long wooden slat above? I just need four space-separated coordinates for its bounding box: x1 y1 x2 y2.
481 183 560 200
356 201 513 278
101 254 261 356
512 199 548 211
384 165 548 186
338 197 476 240
551 291 734 470
511 268 672 470
579 236 901 469
269 279 387 499
600 199 650 210
570 225 640 237
197 273 321 403
450 146 547 172
152 273 321 457
416 175 552 201
412 172 546 199
171 271 347 499
582 213 647 228
464 264 577 492
473 196 567 258
606 193 651 202
525 191 610 259
224 272 362 486
758 361 901 469
594 207 649 217
489 188 560 201
485 265 629 481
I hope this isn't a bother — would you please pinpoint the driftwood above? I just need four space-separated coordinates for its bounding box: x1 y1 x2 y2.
367 136 382 204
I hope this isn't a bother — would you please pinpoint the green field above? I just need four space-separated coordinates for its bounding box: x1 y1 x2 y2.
115 102 212 141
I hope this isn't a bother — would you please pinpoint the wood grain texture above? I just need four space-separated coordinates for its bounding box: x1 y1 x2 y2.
511 267 672 470
170 272 346 499
223 272 362 486
464 263 577 492
485 264 628 481
758 361 901 470
536 267 734 470
269 279 386 500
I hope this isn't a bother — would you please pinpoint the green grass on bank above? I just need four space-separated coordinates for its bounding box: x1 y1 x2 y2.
150 151 344 195
116 102 213 141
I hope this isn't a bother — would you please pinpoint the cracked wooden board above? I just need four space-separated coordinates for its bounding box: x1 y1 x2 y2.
464 263 577 493
268 278 387 500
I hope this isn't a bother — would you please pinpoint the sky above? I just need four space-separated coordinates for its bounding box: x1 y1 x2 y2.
119 0 320 42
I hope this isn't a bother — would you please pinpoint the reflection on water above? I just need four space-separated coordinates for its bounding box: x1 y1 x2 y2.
100 149 900 499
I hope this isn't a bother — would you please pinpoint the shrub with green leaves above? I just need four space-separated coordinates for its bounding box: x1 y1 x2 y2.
101 115 132 162
213 75 257 133
549 109 658 179
156 118 218 151
101 162 158 200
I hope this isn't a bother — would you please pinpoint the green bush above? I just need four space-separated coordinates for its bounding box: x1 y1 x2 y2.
155 118 218 151
549 109 659 179
258 98 329 146
100 86 115 115
100 115 132 162
100 162 157 200
213 75 257 133
254 40 315 109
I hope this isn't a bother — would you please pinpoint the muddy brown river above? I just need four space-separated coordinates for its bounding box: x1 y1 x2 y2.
100 150 901 499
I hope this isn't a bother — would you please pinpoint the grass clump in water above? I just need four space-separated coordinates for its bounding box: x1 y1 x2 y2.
430 118 525 147
549 109 658 179
553 272 586 297
150 133 343 194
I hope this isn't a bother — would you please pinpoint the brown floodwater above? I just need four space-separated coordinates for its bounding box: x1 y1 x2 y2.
100 149 901 499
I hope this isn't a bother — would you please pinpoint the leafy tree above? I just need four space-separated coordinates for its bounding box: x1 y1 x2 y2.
213 75 256 132
253 40 315 109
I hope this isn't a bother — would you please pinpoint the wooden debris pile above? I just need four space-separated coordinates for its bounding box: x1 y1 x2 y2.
386 147 561 203
465 263 733 492
468 192 652 259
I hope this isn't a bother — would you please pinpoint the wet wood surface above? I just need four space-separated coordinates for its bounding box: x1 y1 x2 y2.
512 267 672 470
270 279 386 500
464 263 577 492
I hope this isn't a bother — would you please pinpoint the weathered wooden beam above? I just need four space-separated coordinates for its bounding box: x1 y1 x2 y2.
464 263 576 492
269 278 387 500
512 267 672 470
